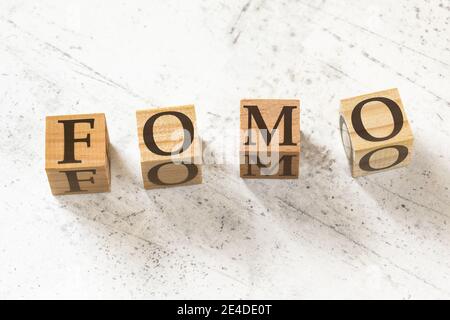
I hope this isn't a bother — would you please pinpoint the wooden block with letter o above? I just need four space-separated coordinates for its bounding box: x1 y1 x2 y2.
339 88 414 177
136 105 202 189
45 113 111 195
240 99 300 179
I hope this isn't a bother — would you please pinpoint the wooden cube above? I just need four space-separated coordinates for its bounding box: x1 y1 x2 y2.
240 99 300 178
339 88 414 177
136 105 202 189
45 113 111 195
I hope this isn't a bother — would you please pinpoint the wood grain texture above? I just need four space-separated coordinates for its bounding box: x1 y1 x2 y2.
340 88 414 177
240 99 300 178
136 105 202 189
45 113 110 195
0 0 449 299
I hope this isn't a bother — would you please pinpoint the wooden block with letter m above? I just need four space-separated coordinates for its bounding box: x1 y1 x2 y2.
45 113 111 195
240 99 300 179
340 88 414 177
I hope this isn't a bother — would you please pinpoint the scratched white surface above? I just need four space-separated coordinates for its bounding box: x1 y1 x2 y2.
0 0 449 299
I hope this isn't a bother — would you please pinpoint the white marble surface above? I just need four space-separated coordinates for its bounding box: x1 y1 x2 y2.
0 0 449 299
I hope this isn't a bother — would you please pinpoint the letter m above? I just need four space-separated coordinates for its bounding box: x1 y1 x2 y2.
244 105 297 146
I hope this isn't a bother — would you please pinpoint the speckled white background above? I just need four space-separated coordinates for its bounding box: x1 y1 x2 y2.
0 0 449 299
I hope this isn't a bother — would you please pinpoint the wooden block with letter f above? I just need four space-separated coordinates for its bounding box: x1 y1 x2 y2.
240 99 300 178
45 113 111 195
136 105 202 189
340 88 414 177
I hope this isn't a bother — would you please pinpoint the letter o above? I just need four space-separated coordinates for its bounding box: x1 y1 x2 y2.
351 97 403 142
143 111 194 156
147 162 198 186
359 145 409 172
